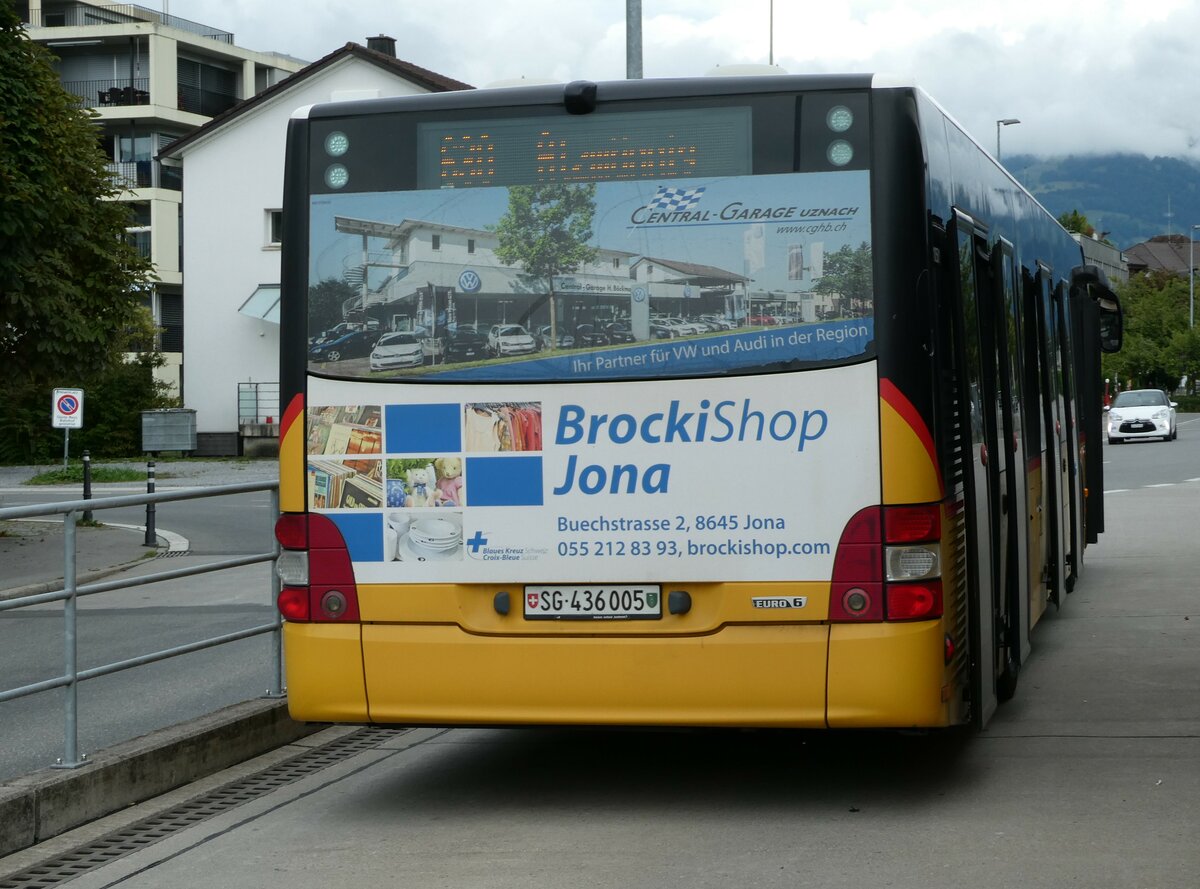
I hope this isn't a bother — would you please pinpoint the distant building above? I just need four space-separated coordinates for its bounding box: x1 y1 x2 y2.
19 1 306 396
1124 234 1192 278
1071 232 1128 285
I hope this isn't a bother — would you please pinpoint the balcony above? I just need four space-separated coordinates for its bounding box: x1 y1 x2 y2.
106 161 181 192
125 227 151 259
26 3 233 43
62 77 150 108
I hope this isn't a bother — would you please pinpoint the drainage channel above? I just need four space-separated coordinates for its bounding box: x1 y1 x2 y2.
0 726 406 889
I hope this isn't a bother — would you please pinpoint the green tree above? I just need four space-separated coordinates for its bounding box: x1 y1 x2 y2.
1 7 159 461
1102 271 1190 392
1057 209 1095 237
492 183 599 345
812 242 872 317
308 278 356 337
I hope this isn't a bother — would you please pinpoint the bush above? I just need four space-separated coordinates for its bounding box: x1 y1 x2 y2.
0 354 175 463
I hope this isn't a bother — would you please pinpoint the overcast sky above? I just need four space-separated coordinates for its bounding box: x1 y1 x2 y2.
172 0 1198 161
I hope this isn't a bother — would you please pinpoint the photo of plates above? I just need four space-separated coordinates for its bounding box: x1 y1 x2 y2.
393 514 463 561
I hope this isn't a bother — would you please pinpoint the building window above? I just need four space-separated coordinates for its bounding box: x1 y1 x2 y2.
612 257 620 268
267 210 283 246
159 293 183 353
431 234 441 251
468 238 475 254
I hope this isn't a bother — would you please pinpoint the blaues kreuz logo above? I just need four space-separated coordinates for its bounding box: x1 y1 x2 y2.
646 185 707 213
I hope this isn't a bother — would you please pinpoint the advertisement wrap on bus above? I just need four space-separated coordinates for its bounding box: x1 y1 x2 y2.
304 170 877 588
278 76 1122 729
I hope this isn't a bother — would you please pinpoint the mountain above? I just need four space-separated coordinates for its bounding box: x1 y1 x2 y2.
1002 153 1200 250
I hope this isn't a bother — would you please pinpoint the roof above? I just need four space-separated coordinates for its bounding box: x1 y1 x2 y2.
159 42 472 159
1125 235 1193 276
632 256 749 284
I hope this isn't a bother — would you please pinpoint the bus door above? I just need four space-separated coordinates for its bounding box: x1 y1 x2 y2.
1032 265 1066 609
991 240 1028 698
951 210 1005 725
1054 283 1084 591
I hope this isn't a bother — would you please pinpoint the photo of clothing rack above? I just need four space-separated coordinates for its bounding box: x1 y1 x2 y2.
464 402 542 453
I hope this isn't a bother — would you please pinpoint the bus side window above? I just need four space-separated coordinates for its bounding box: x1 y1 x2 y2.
1020 268 1042 457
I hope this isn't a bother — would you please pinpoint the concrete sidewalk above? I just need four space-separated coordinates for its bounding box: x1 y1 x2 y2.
0 519 158 600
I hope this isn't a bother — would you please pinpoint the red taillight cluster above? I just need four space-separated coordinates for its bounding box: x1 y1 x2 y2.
829 503 943 623
274 513 361 623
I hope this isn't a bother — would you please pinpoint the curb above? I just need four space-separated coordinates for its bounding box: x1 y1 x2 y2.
0 550 163 603
0 698 321 858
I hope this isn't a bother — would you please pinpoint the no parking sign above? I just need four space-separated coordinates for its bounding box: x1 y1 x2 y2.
52 388 84 429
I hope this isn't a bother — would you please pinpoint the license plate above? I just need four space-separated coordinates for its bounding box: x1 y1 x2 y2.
524 585 662 620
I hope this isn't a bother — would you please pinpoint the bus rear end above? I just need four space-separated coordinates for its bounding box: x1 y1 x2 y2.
275 76 963 729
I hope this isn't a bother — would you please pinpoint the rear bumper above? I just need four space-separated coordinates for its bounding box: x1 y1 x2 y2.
284 617 953 729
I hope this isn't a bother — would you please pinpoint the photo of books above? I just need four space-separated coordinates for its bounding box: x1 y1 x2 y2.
307 405 382 455
307 457 384 509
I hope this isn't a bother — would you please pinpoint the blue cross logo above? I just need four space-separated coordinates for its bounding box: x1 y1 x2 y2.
466 531 489 553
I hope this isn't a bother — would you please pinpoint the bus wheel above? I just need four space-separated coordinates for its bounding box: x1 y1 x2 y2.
997 655 1019 702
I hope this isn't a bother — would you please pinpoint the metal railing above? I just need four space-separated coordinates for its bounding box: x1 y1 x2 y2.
238 382 281 425
72 77 151 108
0 481 281 769
26 3 234 43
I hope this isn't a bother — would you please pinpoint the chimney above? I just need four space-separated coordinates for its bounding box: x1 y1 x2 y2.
367 35 396 57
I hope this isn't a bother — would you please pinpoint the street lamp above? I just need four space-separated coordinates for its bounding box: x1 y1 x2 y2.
996 118 1020 160
1191 223 1199 329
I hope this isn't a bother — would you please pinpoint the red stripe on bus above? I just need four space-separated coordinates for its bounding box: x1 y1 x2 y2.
281 392 304 438
879 378 941 481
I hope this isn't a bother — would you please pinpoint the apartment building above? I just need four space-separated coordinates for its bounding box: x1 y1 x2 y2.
19 1 306 394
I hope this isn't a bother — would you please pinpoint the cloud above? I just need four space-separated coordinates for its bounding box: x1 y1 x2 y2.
173 0 1200 159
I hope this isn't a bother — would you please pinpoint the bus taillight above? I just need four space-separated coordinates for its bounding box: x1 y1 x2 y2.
831 504 943 622
885 581 944 621
274 513 360 623
829 506 883 621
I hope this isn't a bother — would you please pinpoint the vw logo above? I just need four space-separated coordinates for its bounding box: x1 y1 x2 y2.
632 287 647 303
458 270 482 293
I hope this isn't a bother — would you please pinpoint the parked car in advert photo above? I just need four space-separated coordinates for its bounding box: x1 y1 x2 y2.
535 325 575 351
444 329 489 363
369 331 423 371
309 329 379 363
1107 389 1178 443
604 321 637 343
487 324 537 356
573 323 609 347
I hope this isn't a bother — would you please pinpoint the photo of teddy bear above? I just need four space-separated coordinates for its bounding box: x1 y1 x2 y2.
433 456 465 506
404 464 438 508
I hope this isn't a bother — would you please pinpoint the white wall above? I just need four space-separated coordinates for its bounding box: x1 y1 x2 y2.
179 58 435 435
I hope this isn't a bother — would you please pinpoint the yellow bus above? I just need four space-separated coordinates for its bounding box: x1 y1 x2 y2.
274 75 1122 729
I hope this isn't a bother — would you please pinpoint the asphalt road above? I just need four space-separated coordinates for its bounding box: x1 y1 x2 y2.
0 460 281 780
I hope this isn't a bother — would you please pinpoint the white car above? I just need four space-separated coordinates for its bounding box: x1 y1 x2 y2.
369 332 424 371
1107 389 1177 443
487 324 537 356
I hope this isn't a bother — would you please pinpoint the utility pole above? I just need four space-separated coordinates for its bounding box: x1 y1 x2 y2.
626 0 642 79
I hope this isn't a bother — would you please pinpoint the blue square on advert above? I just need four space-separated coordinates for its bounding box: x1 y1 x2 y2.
466 456 544 506
327 513 383 562
385 404 462 453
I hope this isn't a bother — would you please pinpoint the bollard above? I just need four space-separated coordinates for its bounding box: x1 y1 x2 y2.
82 450 93 523
144 460 157 547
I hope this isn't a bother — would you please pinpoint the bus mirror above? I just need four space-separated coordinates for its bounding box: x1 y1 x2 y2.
1071 264 1123 353
1098 304 1123 353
